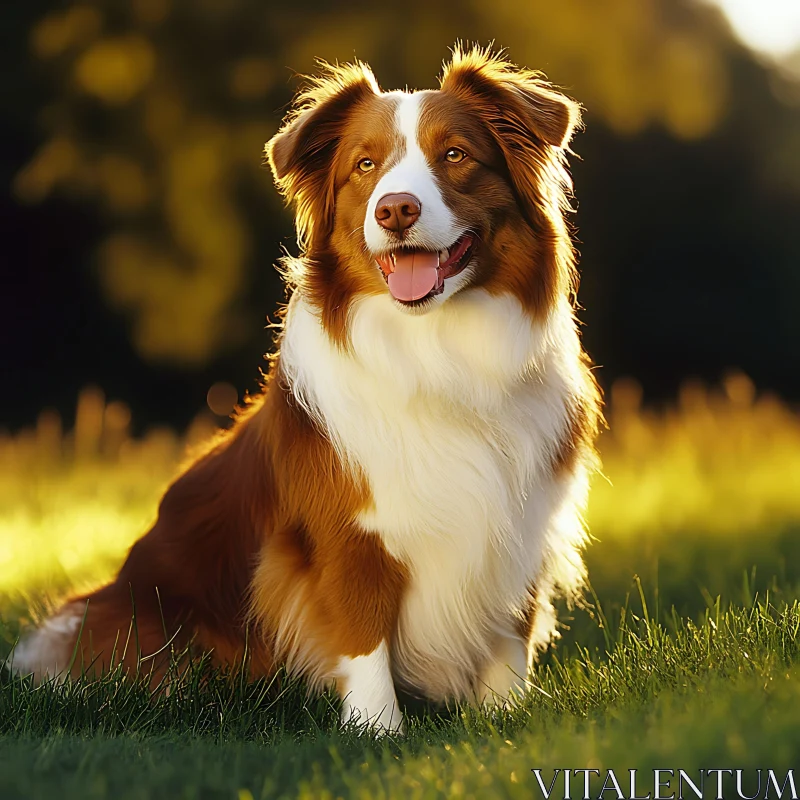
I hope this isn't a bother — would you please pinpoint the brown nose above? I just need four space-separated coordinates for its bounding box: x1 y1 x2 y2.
375 193 421 234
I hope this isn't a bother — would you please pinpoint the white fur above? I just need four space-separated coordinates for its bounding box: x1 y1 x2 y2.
337 641 404 733
478 633 529 706
280 288 591 702
10 603 83 682
363 92 463 257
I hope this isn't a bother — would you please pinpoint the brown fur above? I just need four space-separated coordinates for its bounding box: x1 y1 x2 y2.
438 46 583 317
267 66 398 347
551 361 603 477
59 366 410 682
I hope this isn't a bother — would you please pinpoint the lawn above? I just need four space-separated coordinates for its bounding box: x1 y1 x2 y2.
1 373 799 800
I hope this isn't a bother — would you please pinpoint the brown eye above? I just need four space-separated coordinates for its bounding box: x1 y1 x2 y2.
445 147 467 163
357 158 375 173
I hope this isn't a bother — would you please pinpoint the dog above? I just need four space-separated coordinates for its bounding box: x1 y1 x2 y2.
12 45 601 733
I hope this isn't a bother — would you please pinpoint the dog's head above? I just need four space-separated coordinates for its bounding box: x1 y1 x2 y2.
267 46 582 339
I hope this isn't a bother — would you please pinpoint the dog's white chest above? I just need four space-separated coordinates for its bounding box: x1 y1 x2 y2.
354 385 569 698
281 292 583 699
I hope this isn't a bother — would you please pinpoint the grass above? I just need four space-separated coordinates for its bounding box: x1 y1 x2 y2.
1 373 800 799
1 601 798 799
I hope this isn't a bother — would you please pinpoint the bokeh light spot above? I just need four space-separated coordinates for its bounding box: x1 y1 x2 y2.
206 382 238 417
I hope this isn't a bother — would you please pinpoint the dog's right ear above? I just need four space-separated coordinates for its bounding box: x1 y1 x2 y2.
266 62 380 250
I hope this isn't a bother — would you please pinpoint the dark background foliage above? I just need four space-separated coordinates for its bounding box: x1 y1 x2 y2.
2 0 799 432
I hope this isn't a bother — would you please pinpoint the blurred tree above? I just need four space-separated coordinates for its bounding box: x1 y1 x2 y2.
3 0 800 431
13 0 742 365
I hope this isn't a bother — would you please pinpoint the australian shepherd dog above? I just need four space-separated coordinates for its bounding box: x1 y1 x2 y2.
13 46 602 733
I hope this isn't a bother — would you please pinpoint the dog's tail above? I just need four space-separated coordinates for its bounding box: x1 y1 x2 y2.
9 579 186 683
9 601 87 682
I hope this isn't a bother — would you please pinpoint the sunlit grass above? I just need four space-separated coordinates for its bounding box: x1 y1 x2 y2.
1 375 800 798
1 372 798 623
1 596 798 798
593 372 800 539
0 387 214 617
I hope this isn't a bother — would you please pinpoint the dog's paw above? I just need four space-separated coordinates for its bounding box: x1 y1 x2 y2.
477 642 530 710
341 699 405 736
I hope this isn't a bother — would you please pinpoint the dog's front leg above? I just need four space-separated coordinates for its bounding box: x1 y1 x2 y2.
476 632 529 708
321 530 406 734
336 639 403 733
255 524 407 734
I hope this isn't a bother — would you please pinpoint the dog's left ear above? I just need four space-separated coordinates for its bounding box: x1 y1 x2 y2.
266 61 380 249
440 45 582 150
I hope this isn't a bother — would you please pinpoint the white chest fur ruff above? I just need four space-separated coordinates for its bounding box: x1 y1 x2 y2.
280 289 590 700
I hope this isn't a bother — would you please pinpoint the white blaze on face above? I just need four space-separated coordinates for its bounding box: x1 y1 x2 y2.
363 91 461 254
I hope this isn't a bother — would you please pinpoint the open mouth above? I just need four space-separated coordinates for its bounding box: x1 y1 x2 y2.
375 233 476 305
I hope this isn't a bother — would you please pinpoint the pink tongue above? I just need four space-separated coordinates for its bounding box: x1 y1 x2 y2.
387 251 439 301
